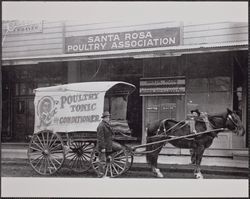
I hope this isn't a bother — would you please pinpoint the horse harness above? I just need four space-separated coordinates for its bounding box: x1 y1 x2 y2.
226 112 241 133
155 114 216 140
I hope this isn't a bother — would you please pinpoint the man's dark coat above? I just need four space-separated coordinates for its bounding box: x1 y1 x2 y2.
97 120 113 152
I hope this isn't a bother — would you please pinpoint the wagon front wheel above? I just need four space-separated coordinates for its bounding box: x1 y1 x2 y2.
27 130 65 175
65 140 95 173
91 148 128 178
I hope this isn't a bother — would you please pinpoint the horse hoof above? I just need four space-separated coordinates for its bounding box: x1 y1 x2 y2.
154 168 164 178
156 172 164 178
195 172 204 179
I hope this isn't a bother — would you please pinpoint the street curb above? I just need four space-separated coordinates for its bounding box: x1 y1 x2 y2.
2 158 248 177
131 163 249 177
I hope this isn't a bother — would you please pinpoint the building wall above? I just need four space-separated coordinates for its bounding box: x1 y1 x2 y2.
2 63 67 141
1 21 248 154
2 21 248 59
2 21 64 58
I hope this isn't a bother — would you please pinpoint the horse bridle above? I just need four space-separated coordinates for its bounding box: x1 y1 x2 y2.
226 112 240 132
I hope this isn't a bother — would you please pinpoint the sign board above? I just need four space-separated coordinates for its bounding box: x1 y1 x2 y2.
65 27 180 53
34 91 105 133
3 20 43 34
140 76 185 96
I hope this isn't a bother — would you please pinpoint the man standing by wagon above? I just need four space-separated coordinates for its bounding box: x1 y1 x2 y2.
96 111 123 178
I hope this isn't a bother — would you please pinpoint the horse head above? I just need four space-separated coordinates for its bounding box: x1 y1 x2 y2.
225 108 245 136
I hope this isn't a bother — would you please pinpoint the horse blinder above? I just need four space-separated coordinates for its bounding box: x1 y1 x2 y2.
226 113 240 134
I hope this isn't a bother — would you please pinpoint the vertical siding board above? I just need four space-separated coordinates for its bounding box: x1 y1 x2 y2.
184 27 248 38
184 22 247 32
2 49 63 58
2 38 63 47
3 43 63 52
183 22 248 45
184 34 248 45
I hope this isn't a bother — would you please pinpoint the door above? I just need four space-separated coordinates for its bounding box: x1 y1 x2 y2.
12 97 35 142
144 96 181 127
143 95 185 153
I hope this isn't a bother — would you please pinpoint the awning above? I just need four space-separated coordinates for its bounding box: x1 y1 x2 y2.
2 41 248 65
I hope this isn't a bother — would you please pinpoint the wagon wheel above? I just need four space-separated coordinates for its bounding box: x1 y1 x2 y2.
125 153 134 172
91 148 128 178
27 130 65 175
65 140 95 173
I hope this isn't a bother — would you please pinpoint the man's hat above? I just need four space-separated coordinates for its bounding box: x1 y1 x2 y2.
101 111 111 118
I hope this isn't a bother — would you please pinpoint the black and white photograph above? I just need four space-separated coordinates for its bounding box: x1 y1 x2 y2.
1 1 248 198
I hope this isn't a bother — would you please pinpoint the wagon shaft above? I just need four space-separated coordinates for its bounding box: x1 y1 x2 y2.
132 128 226 151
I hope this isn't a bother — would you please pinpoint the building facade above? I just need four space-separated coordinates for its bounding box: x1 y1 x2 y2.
2 20 248 156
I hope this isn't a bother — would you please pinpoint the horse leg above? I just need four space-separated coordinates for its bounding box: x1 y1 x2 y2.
189 148 196 165
193 147 205 179
146 143 164 178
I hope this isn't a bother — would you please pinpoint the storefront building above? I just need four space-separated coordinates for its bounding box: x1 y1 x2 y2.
2 20 248 157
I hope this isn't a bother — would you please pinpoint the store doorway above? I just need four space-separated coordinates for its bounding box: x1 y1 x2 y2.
143 95 185 131
12 97 35 142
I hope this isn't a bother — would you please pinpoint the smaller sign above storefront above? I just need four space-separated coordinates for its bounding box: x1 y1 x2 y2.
65 27 180 53
3 20 43 34
140 76 185 96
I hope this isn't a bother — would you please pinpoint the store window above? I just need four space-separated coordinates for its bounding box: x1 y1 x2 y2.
185 52 232 115
186 76 231 114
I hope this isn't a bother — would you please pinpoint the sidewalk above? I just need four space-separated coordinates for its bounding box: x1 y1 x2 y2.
1 143 249 176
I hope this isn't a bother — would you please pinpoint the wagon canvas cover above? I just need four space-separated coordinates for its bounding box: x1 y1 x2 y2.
34 81 135 133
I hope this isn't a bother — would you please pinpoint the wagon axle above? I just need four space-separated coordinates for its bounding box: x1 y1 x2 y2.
71 147 85 157
42 149 50 156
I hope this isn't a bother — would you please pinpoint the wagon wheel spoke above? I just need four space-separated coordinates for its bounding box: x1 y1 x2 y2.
109 149 128 178
30 154 44 163
30 137 44 151
91 149 106 177
109 163 114 177
28 131 65 176
111 163 119 176
29 145 43 153
65 140 94 173
35 135 45 150
125 154 134 172
104 164 109 177
112 161 125 171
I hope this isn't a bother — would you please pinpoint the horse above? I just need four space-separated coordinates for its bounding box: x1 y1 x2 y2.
145 108 245 179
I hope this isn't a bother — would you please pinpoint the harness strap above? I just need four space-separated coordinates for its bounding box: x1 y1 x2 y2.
157 119 185 135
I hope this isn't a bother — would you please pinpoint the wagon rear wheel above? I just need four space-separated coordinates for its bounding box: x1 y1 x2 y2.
65 140 95 173
91 148 128 178
27 130 65 175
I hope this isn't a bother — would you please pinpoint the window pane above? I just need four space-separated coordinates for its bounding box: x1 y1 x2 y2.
111 96 127 120
208 92 231 113
209 77 230 91
187 91 231 114
20 83 26 95
15 84 19 96
187 78 208 93
186 93 209 113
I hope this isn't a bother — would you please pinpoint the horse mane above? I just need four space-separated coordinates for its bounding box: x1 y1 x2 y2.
207 111 228 128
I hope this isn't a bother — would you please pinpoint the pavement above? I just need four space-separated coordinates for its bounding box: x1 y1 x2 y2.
1 142 249 177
